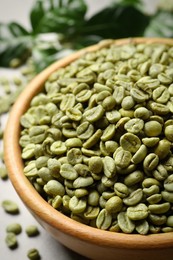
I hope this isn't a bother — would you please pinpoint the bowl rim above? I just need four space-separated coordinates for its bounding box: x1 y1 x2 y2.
4 37 173 250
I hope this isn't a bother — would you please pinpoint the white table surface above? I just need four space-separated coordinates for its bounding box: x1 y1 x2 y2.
0 1 159 259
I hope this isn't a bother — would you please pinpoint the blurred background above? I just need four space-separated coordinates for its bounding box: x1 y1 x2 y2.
0 0 159 27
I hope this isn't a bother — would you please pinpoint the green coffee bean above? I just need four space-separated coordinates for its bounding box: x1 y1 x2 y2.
149 63 164 77
47 158 61 178
25 225 40 237
135 220 149 235
102 96 116 111
121 96 135 110
113 86 125 104
153 164 168 181
124 171 144 187
60 93 75 111
102 156 116 178
106 110 121 123
27 248 41 260
81 147 101 157
114 182 129 198
101 174 117 188
6 223 22 235
162 227 173 233
153 86 170 103
117 212 135 234
73 176 94 188
120 133 141 153
143 185 160 197
109 220 121 232
60 164 78 180
114 148 132 168
5 232 18 249
38 167 52 182
51 195 62 208
119 108 134 118
35 156 48 169
75 188 88 198
154 139 171 160
88 156 103 174
147 194 162 204
105 140 118 153
124 118 144 134
101 124 116 141
76 89 92 103
123 188 143 206
116 163 137 175
83 129 102 148
65 138 82 148
148 202 170 214
142 178 160 188
149 225 161 234
164 125 173 142
164 119 173 127
149 214 167 226
144 121 162 137
88 190 100 206
43 180 65 197
20 113 35 128
131 144 147 164
84 206 100 219
69 196 87 214
102 190 116 200
142 137 160 147
134 107 150 120
130 87 150 102
0 166 8 180
143 153 159 171
166 216 173 227
83 105 105 123
74 163 90 177
158 73 172 84
29 125 48 144
168 84 173 95
127 203 148 220
2 200 19 214
22 143 36 159
105 196 123 214
149 101 170 115
67 148 83 165
163 156 173 172
164 174 173 192
77 121 94 139
50 140 67 155
162 190 173 203
96 209 112 230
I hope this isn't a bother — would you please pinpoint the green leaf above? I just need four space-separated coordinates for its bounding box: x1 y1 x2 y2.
30 0 87 36
32 46 74 72
0 40 31 67
144 11 173 38
8 22 29 37
30 0 45 32
73 35 103 49
81 3 150 39
0 22 29 41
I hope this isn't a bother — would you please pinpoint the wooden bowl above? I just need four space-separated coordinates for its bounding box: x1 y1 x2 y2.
4 38 173 260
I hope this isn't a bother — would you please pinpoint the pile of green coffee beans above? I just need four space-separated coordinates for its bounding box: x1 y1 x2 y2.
20 41 173 235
